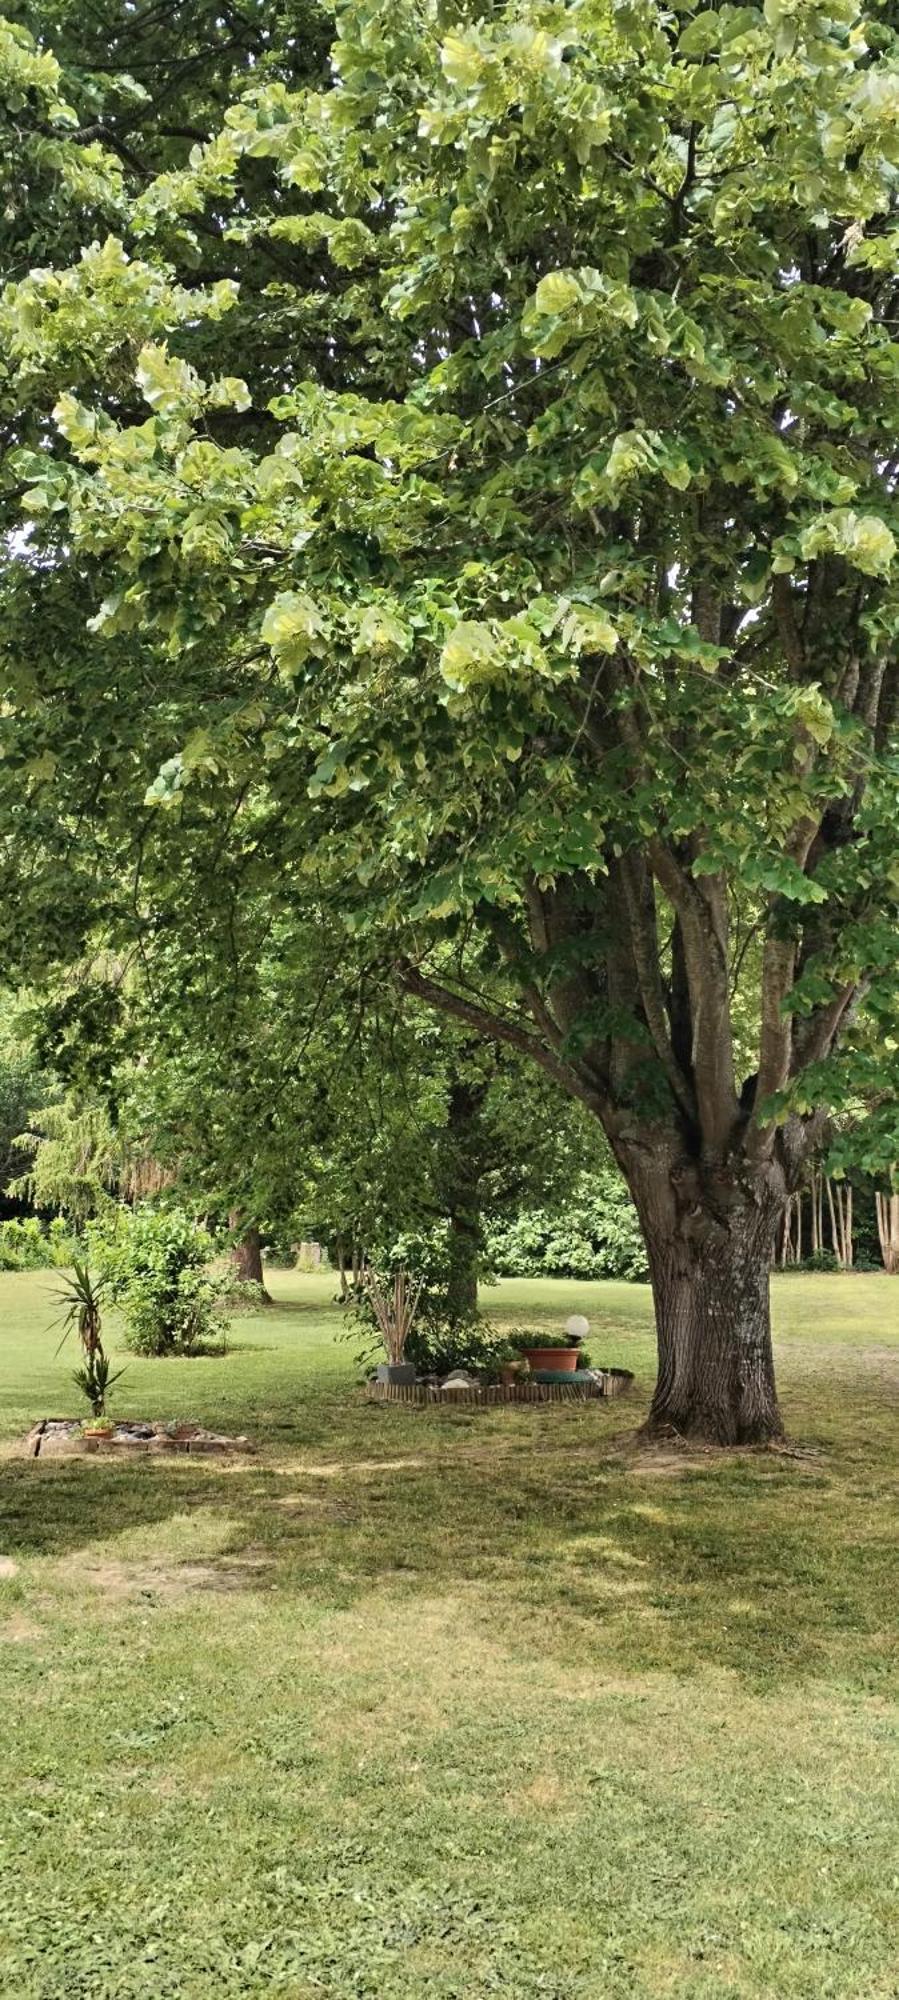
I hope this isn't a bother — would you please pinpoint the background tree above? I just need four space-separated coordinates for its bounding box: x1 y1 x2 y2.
0 998 44 1215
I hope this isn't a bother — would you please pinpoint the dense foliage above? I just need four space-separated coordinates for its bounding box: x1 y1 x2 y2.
0 1214 73 1268
486 1170 648 1282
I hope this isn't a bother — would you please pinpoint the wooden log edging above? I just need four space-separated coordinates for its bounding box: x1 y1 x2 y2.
365 1370 634 1408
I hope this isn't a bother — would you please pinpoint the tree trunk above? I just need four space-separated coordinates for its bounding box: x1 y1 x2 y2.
626 1160 785 1446
438 1071 488 1324
446 1204 480 1322
228 1217 272 1301
875 1190 899 1274
334 1238 350 1301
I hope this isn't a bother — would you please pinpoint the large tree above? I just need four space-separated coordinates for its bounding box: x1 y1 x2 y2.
3 0 899 1441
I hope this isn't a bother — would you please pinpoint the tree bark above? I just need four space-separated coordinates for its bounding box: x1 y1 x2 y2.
625 1157 785 1446
228 1216 272 1301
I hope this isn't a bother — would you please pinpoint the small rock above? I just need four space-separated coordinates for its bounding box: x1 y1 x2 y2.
0 1557 18 1579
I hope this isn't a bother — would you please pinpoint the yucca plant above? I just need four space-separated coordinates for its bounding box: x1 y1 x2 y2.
55 1259 104 1354
53 1261 124 1418
72 1348 127 1422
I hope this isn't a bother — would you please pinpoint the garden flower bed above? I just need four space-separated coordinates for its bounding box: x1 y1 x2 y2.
365 1368 634 1406
23 1419 254 1458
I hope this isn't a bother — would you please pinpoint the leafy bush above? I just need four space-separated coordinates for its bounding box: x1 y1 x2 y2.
0 1215 76 1270
90 1206 226 1357
221 1276 270 1313
485 1169 648 1282
404 1314 511 1379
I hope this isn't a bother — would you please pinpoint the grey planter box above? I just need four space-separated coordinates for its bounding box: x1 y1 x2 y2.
375 1362 417 1386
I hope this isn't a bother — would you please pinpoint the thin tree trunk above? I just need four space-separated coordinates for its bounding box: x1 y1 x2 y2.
437 1071 488 1323
810 1168 820 1255
875 1190 899 1273
228 1215 272 1301
779 1204 791 1269
825 1175 840 1265
827 1179 853 1269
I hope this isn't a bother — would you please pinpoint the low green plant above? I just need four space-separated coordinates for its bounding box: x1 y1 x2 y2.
404 1314 511 1379
73 1349 125 1422
89 1206 226 1357
506 1328 579 1353
221 1275 269 1314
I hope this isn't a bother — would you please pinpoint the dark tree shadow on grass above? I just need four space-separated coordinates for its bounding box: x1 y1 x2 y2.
2 1376 896 1693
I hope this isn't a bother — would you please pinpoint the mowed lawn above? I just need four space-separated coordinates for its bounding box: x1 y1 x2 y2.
1 1270 897 2000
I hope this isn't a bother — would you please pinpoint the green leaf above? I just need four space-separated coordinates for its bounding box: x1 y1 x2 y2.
678 11 722 56
440 32 483 87
260 591 327 674
533 271 582 317
439 621 501 691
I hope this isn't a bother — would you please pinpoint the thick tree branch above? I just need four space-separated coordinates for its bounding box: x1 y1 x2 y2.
396 961 609 1120
792 980 858 1074
617 853 698 1125
477 903 569 1057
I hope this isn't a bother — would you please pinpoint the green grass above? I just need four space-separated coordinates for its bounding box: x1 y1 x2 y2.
1 1268 897 1999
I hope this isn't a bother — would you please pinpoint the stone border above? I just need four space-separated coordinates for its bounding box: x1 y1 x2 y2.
365 1368 634 1407
24 1419 254 1458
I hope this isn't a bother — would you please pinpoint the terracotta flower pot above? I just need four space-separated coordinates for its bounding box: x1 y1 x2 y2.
521 1346 578 1374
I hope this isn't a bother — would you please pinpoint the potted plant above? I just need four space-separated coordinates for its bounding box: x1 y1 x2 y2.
507 1328 581 1375
363 1265 423 1385
81 1413 116 1447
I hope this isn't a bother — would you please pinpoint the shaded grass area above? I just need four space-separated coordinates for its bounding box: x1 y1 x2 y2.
1 1270 897 1998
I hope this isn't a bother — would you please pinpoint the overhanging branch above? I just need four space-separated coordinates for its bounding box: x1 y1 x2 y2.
395 961 609 1119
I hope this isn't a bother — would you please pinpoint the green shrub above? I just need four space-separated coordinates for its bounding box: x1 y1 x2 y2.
485 1169 648 1282
404 1314 510 1379
0 1215 77 1270
89 1206 226 1357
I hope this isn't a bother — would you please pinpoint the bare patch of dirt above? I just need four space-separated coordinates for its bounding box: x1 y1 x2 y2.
0 1613 41 1644
504 1772 579 1817
58 1551 275 1601
299 1456 427 1479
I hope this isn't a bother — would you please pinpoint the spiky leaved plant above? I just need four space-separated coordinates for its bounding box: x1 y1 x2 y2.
53 1261 124 1418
